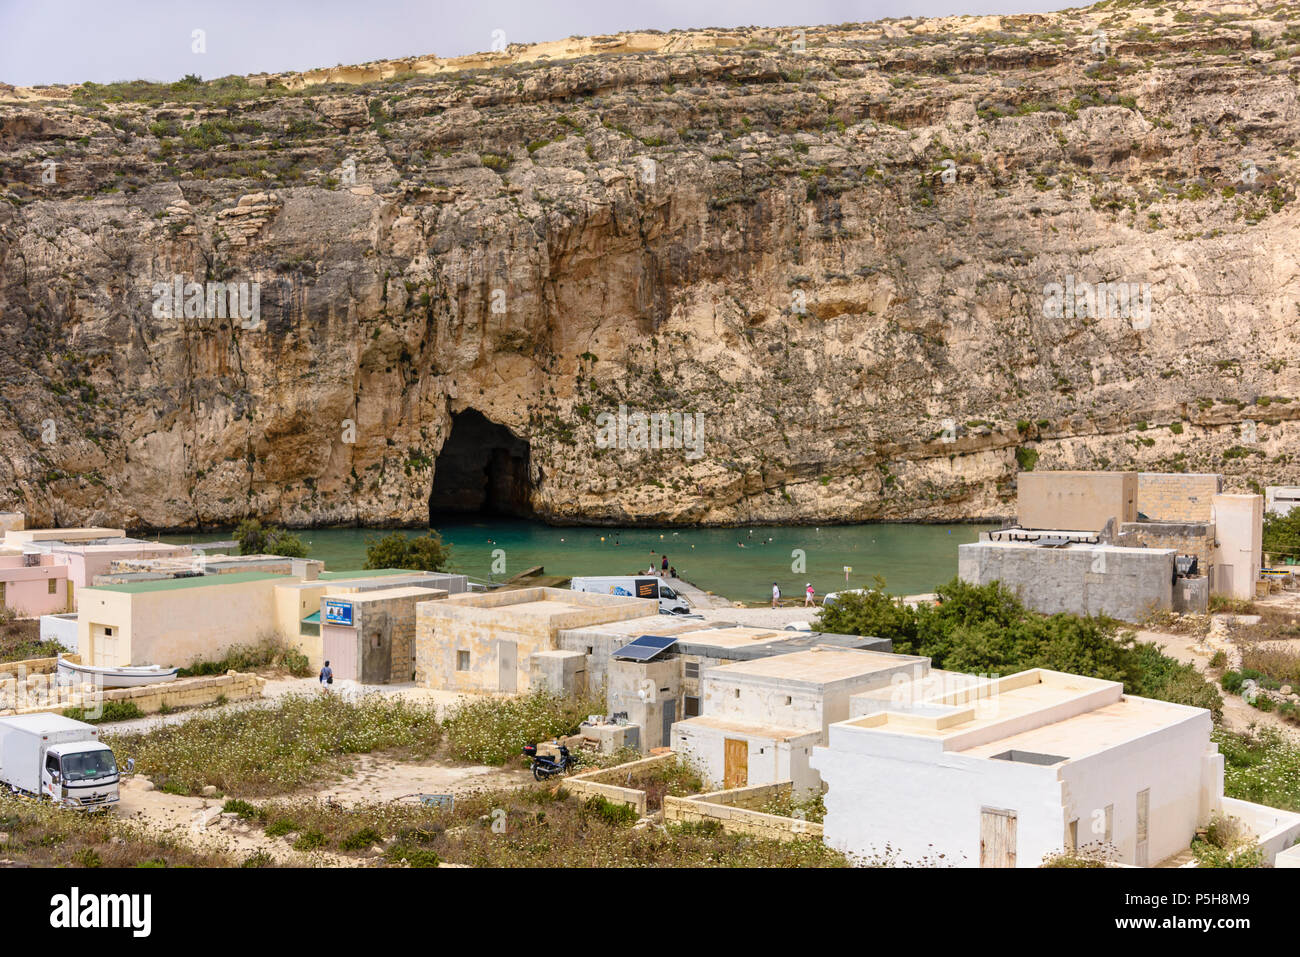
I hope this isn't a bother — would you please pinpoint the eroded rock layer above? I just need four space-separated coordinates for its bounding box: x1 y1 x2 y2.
1 0 1298 528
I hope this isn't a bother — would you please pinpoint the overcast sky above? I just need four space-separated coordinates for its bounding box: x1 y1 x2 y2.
0 0 1078 87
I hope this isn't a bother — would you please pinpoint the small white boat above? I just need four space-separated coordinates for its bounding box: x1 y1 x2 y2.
56 656 179 689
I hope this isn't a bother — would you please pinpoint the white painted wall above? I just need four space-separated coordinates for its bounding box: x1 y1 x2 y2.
1058 713 1218 865
1212 493 1263 599
671 720 821 794
811 703 1216 867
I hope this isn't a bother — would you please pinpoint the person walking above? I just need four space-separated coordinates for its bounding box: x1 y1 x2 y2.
805 583 815 607
771 582 781 609
319 660 334 692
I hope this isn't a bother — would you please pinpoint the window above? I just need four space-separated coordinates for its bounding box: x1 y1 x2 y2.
683 662 699 679
784 696 793 706
684 696 700 717
48 578 58 595
456 651 470 671
586 646 593 656
104 627 113 637
734 688 740 698
46 753 60 774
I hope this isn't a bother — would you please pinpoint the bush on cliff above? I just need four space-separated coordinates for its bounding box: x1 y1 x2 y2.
816 578 1221 719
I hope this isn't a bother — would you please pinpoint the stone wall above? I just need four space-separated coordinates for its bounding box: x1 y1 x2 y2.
0 670 265 717
1118 521 1216 573
959 542 1174 622
562 751 679 816
0 653 80 678
662 782 824 842
1137 473 1222 523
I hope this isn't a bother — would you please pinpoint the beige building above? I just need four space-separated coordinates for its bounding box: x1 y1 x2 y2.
1016 471 1136 532
415 587 653 694
75 566 463 670
319 586 446 683
76 571 290 668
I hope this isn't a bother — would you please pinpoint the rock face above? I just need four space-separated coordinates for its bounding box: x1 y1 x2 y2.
1 0 1299 529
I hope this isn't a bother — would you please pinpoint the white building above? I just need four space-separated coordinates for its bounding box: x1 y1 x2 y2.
670 646 930 795
810 668 1300 867
1265 486 1300 518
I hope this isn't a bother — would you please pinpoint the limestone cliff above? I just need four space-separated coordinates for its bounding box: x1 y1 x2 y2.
1 0 1299 529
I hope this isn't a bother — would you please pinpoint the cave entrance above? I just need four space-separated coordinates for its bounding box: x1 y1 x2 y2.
428 409 534 521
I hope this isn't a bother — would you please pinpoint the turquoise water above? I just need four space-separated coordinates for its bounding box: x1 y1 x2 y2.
160 520 993 603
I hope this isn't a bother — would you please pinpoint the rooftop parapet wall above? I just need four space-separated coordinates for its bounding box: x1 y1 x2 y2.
1016 471 1136 533
1137 473 1222 523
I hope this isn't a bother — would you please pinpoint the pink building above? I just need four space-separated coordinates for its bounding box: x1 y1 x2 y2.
0 524 193 617
49 541 194 595
0 552 70 617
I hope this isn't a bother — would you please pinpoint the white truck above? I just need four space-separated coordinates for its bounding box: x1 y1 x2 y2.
0 714 120 810
570 576 692 615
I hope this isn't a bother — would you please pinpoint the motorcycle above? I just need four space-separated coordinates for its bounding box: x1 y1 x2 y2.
523 742 579 781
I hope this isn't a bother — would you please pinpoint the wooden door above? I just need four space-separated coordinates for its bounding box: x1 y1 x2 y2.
1136 789 1150 866
497 640 517 693
979 807 1017 868
723 738 748 789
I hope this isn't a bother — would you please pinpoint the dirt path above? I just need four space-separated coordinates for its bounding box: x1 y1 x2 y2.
295 753 531 806
116 776 356 866
116 753 533 866
1133 627 1300 740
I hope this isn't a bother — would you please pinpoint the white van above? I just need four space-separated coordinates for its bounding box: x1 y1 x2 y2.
570 576 692 615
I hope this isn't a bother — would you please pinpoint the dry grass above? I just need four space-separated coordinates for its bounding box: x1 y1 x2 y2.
0 794 236 867
240 784 849 868
0 616 62 663
106 693 442 797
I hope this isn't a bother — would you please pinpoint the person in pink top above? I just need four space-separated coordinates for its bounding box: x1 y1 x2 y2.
804 583 815 607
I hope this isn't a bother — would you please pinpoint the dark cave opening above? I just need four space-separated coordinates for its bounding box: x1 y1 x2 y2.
428 409 534 521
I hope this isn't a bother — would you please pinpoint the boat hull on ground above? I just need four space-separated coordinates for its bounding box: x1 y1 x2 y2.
56 658 180 689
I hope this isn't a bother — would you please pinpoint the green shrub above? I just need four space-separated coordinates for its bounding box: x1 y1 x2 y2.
441 688 602 765
292 829 326 851
1216 727 1300 811
363 531 450 572
339 827 383 851
221 799 259 819
384 844 441 867
107 692 441 796
583 796 638 827
816 578 1220 717
178 637 312 677
62 701 143 724
265 819 298 837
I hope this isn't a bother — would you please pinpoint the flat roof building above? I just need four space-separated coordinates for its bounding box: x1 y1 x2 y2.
672 646 931 794
810 669 1300 867
416 586 653 694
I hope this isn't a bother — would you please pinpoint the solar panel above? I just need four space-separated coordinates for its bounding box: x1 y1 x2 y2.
612 634 679 662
